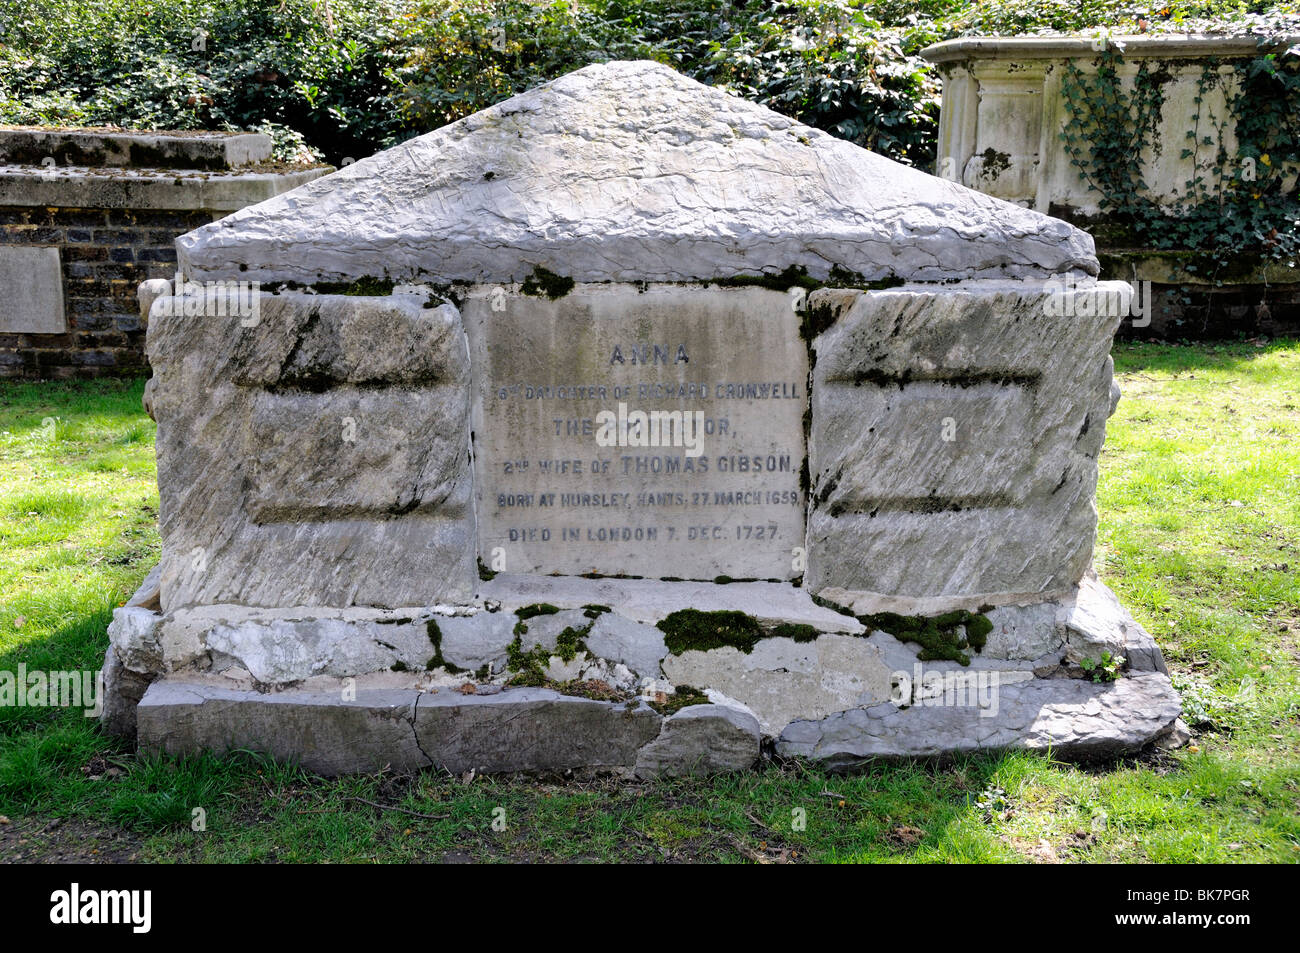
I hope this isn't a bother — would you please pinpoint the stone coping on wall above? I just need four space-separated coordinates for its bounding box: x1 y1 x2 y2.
0 126 272 169
0 165 332 212
921 32 1300 64
1098 249 1300 287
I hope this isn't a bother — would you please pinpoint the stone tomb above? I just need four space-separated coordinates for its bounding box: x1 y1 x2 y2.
102 62 1183 776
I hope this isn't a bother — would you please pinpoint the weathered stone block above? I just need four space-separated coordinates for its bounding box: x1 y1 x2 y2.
146 291 474 610
412 689 662 774
0 128 273 170
108 60 1176 772
806 284 1124 601
176 61 1095 287
137 681 429 776
136 680 664 776
584 613 668 681
635 704 760 778
662 633 895 735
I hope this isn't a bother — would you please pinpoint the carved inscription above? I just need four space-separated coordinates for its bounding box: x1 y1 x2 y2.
465 286 809 579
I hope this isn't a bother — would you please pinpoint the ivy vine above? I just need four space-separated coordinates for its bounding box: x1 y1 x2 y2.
1059 42 1300 266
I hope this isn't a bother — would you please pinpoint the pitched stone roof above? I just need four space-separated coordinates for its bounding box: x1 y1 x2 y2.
178 60 1096 285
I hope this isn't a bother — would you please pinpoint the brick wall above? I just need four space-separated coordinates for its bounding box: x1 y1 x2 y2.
0 206 217 379
0 127 330 379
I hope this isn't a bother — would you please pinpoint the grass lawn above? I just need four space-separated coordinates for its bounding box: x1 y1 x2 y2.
0 341 1297 863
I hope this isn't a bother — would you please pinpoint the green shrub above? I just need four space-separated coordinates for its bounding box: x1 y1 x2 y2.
3 0 1297 173
0 0 409 162
395 0 941 166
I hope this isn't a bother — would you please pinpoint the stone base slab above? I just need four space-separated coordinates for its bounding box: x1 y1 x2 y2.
108 569 1183 774
776 672 1183 767
137 679 757 779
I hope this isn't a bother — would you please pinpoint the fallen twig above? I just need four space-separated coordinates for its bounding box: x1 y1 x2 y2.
343 796 450 820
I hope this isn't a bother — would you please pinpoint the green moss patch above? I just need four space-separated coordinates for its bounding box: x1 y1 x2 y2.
520 266 575 299
516 603 560 620
554 624 590 662
504 620 593 685
310 276 397 296
769 622 820 643
424 618 466 674
505 636 550 687
860 610 992 666
710 264 820 293
658 609 765 654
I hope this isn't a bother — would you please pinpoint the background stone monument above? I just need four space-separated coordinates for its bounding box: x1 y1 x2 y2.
102 61 1182 776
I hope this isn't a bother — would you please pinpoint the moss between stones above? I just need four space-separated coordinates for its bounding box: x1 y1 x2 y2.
552 678 626 702
477 559 497 581
648 684 711 716
515 603 560 620
554 625 590 663
859 610 992 666
800 301 839 344
658 609 849 655
711 264 821 292
659 600 994 665
505 637 549 687
812 593 858 618
582 604 611 619
424 619 466 674
768 622 820 643
504 620 594 686
709 264 908 297
310 276 397 296
520 266 575 299
658 609 765 654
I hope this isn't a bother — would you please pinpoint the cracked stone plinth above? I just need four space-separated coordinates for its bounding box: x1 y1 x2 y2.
776 672 1183 767
635 704 761 778
137 680 663 777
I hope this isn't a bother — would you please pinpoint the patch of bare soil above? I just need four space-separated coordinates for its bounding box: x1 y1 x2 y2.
0 815 146 864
